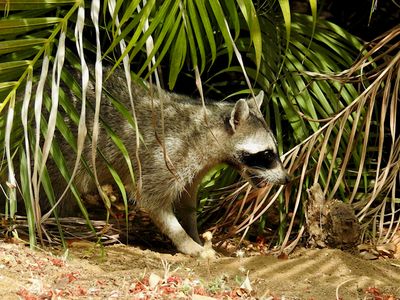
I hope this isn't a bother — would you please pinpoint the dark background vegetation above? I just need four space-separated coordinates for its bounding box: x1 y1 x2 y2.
296 0 400 40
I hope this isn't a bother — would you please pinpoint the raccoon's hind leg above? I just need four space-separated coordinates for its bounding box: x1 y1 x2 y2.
147 205 206 257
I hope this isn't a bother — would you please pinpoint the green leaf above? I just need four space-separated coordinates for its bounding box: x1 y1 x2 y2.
143 10 183 80
224 0 240 40
0 18 61 36
194 0 216 65
278 0 291 50
168 24 187 89
208 0 233 65
181 2 198 71
118 0 142 32
0 0 76 11
187 0 206 73
236 0 262 72
136 0 181 78
0 39 46 55
0 61 31 82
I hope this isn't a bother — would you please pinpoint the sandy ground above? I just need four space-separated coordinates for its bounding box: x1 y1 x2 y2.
0 239 399 299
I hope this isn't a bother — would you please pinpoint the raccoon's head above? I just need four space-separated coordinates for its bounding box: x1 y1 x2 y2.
225 91 291 188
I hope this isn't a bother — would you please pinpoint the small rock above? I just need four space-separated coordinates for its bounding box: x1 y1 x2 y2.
148 273 161 289
359 251 378 260
240 273 253 292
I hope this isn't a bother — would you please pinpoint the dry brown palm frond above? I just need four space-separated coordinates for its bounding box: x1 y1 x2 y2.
0 209 168 247
1 214 121 244
207 25 400 253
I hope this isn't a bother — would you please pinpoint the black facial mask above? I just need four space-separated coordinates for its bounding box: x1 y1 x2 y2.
241 150 278 169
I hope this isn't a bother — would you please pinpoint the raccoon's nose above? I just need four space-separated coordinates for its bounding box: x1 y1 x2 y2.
284 174 292 184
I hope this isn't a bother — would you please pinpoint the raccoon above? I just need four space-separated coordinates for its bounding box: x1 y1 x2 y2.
6 67 291 257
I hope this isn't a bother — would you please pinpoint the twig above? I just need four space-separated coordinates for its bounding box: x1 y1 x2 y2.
336 278 355 300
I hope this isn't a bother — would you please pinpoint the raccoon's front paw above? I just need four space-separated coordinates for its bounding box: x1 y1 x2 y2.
177 240 217 259
177 240 205 257
182 244 216 259
199 247 216 259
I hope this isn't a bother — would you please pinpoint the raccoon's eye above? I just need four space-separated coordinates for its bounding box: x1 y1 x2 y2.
241 150 277 169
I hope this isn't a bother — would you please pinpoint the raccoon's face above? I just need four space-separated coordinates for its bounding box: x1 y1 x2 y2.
226 91 291 188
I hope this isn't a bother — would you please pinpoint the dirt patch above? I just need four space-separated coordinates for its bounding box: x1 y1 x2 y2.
0 240 399 299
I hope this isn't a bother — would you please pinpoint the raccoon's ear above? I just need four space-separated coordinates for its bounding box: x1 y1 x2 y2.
230 99 249 131
248 91 264 110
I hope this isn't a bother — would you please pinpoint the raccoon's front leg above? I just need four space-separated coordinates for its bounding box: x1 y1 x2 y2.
177 205 201 245
176 189 201 245
148 206 205 256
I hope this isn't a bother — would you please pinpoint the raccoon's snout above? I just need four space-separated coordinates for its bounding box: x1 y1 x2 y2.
237 149 291 186
276 167 292 185
243 166 291 188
